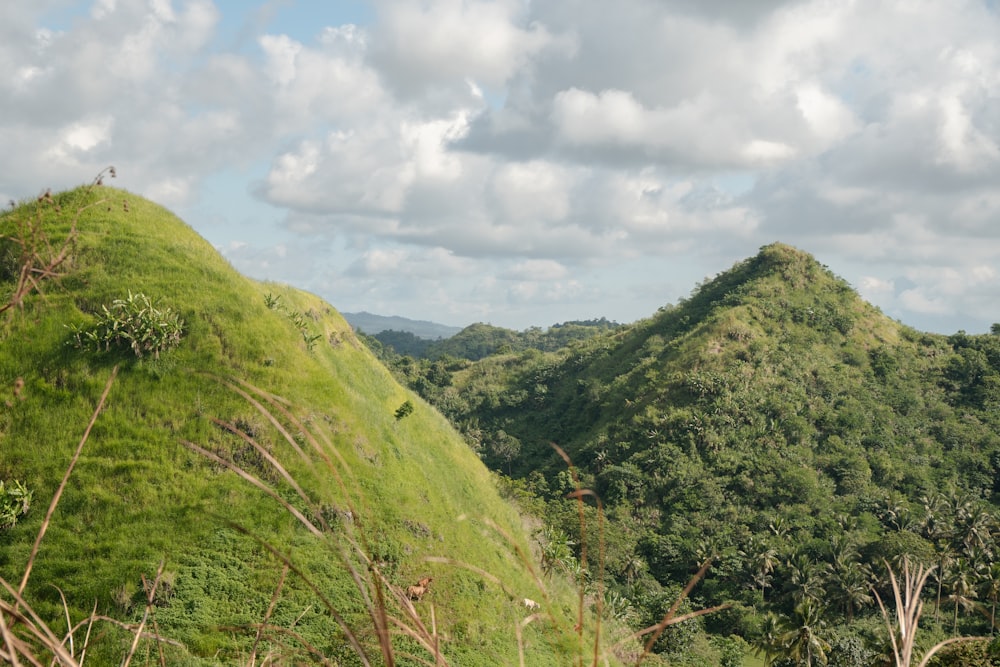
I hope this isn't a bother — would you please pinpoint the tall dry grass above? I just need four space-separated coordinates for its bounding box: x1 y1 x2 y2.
1 167 114 316
874 558 989 667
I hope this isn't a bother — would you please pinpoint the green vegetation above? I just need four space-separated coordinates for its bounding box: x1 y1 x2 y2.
383 243 1000 665
394 399 415 421
365 318 622 361
67 290 184 358
12 178 1000 666
0 479 31 530
0 184 628 665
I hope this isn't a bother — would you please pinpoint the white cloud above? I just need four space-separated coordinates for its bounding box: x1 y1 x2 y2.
489 161 572 223
900 288 952 316
5 0 1000 331
91 0 117 19
371 0 561 92
44 116 114 164
501 259 568 282
858 276 894 299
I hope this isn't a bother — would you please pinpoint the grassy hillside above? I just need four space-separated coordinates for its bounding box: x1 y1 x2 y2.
395 243 1000 665
0 184 615 665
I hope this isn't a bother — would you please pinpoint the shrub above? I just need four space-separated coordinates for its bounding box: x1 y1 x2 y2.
69 291 184 358
0 478 32 530
394 399 414 421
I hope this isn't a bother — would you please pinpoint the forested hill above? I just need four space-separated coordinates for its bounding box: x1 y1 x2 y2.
392 242 1000 665
366 318 623 360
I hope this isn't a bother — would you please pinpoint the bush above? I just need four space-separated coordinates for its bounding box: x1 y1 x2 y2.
394 400 414 421
69 291 184 359
0 479 32 530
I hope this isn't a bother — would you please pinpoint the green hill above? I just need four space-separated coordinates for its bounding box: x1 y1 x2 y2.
400 243 1000 665
0 185 612 665
366 319 623 362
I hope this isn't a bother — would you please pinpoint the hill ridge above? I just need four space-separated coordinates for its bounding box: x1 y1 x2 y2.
389 240 1000 663
0 185 590 665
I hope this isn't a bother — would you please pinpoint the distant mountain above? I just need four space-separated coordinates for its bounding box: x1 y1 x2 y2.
341 311 463 339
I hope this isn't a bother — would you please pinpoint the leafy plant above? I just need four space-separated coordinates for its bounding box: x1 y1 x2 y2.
263 292 281 310
302 331 323 350
0 479 32 530
394 399 414 421
69 291 184 359
264 294 325 352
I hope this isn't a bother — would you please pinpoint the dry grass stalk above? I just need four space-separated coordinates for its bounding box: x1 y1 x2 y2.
633 558 728 666
0 550 80 666
120 561 167 667
873 559 933 667
189 377 470 665
17 365 118 599
226 523 373 665
248 565 289 667
873 558 990 667
1 364 179 666
1 167 114 316
550 443 599 667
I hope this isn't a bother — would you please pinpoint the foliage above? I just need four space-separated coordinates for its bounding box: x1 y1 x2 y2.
366 317 623 363
402 242 1000 662
394 398 414 420
68 290 184 359
0 478 31 530
263 292 325 351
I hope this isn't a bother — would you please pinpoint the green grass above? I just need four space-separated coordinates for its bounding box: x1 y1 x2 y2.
0 185 625 665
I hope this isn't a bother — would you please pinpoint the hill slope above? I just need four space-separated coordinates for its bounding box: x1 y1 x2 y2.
0 186 597 665
405 243 1000 663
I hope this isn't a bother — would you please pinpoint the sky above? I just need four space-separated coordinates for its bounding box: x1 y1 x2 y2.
4 0 1000 334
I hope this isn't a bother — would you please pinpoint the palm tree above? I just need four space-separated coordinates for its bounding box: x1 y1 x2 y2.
931 541 956 622
752 611 785 667
946 558 981 635
778 598 831 666
740 537 779 602
957 502 994 556
980 562 1000 633
829 560 874 622
785 552 827 606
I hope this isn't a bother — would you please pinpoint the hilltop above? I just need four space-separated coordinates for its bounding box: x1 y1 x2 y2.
0 185 611 665
383 242 1000 665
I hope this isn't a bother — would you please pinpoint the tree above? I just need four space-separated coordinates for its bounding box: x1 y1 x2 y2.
945 558 981 635
752 612 785 667
979 562 1000 632
487 429 521 474
778 598 831 666
829 559 874 622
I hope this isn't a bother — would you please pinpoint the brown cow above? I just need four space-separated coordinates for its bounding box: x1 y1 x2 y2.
407 577 433 601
